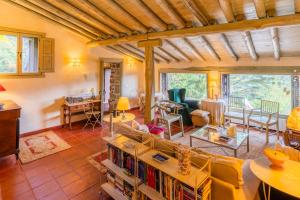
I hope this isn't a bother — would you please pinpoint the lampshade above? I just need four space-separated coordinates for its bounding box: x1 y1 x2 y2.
287 107 300 131
116 97 130 111
0 84 6 92
210 81 217 88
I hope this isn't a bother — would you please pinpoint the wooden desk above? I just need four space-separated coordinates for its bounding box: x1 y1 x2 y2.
250 157 300 199
0 100 21 159
62 100 101 129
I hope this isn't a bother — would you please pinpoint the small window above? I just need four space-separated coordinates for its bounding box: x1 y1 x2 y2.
0 28 54 77
0 34 18 73
22 36 39 73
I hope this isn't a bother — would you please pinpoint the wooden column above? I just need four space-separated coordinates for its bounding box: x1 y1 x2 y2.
138 39 162 123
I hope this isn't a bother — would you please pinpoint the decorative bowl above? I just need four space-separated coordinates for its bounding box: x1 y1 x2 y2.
264 148 288 168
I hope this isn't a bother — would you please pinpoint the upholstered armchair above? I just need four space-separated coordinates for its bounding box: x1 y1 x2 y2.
167 88 199 125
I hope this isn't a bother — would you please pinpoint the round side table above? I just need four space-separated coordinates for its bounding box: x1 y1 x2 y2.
250 157 300 200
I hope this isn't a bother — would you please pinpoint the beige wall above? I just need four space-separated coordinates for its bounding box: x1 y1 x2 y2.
0 1 144 134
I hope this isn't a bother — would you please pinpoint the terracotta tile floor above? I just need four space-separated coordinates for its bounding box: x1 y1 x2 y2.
0 109 278 200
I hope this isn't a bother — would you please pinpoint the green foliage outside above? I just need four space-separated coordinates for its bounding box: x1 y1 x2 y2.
229 74 292 115
0 34 17 73
167 73 207 100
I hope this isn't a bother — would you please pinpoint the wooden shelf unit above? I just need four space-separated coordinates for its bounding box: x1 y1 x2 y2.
101 134 211 200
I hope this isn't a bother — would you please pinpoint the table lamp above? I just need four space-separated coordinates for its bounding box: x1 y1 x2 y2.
116 97 130 120
210 81 217 99
287 107 300 131
0 84 6 110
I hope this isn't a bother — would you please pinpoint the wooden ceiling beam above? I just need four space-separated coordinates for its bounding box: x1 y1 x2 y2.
106 46 143 62
73 0 132 34
46 0 119 36
104 0 147 33
151 0 186 28
253 0 266 18
218 0 235 23
112 45 145 61
165 39 192 62
219 34 238 60
129 0 167 30
242 31 258 60
88 14 300 46
7 0 98 40
122 43 161 63
183 37 205 61
295 0 300 13
270 27 280 60
182 0 210 26
158 47 180 62
199 36 221 61
26 0 103 37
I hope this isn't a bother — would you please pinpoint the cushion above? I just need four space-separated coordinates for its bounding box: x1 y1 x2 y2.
114 123 145 142
131 120 149 133
191 109 210 117
192 148 244 188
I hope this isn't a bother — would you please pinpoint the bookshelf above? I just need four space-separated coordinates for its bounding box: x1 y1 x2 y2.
101 134 211 200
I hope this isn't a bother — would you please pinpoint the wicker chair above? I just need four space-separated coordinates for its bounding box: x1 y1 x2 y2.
247 100 279 143
224 96 246 131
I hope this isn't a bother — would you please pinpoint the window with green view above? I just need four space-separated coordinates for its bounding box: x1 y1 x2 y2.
166 73 207 100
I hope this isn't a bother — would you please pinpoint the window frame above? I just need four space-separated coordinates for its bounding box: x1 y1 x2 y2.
160 71 209 99
0 28 45 78
221 72 296 118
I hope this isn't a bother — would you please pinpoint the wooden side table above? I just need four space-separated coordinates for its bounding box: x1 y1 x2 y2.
250 157 300 200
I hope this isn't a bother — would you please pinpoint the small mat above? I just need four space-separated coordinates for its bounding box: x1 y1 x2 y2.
19 131 71 164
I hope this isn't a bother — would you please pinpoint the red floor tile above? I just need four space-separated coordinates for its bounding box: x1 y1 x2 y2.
32 180 60 199
56 172 81 187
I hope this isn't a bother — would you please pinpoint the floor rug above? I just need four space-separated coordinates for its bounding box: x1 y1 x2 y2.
19 131 71 164
87 151 107 173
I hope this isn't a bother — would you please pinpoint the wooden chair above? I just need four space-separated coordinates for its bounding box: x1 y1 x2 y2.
156 102 184 140
83 102 101 131
247 100 279 143
224 96 246 131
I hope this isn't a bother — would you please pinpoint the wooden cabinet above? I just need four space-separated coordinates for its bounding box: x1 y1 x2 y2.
0 100 21 159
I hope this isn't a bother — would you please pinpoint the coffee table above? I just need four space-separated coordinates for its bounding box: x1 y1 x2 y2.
190 126 249 157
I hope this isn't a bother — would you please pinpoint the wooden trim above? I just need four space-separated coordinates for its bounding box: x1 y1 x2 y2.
0 26 45 37
165 39 192 62
124 43 163 63
6 0 98 40
296 0 300 13
106 46 143 62
157 47 180 62
159 66 299 74
114 44 145 60
270 28 280 60
218 0 235 23
219 34 238 60
199 36 221 61
87 14 300 46
242 31 258 61
183 37 205 61
21 124 63 137
0 73 45 79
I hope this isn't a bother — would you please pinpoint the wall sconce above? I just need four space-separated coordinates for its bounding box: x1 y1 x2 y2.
70 58 81 70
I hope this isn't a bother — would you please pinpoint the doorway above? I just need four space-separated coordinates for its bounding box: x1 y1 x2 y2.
99 59 122 113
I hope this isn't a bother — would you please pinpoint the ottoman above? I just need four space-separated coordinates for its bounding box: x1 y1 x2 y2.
147 124 165 139
190 109 210 127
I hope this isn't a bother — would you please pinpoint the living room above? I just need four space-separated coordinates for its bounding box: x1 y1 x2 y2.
0 0 300 200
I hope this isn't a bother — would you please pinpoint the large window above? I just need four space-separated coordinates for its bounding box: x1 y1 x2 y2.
164 73 207 100
224 74 293 115
0 33 39 75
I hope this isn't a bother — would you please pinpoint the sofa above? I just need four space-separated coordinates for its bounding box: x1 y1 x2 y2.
114 122 261 200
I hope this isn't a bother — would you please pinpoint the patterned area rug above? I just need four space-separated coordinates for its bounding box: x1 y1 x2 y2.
19 131 71 164
87 151 107 173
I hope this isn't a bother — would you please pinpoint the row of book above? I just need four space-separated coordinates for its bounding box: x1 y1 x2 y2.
107 169 134 199
138 161 206 200
107 144 135 175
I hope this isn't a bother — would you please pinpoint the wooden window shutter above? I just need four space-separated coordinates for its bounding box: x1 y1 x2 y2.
39 37 55 72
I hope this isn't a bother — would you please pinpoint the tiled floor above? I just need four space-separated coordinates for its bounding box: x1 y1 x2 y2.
0 109 278 200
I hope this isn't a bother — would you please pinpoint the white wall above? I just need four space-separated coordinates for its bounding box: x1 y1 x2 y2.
0 1 144 134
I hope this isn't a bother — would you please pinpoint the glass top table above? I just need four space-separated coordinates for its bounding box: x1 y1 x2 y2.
190 126 249 157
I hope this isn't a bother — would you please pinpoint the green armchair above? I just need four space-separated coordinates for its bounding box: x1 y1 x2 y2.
167 88 199 125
